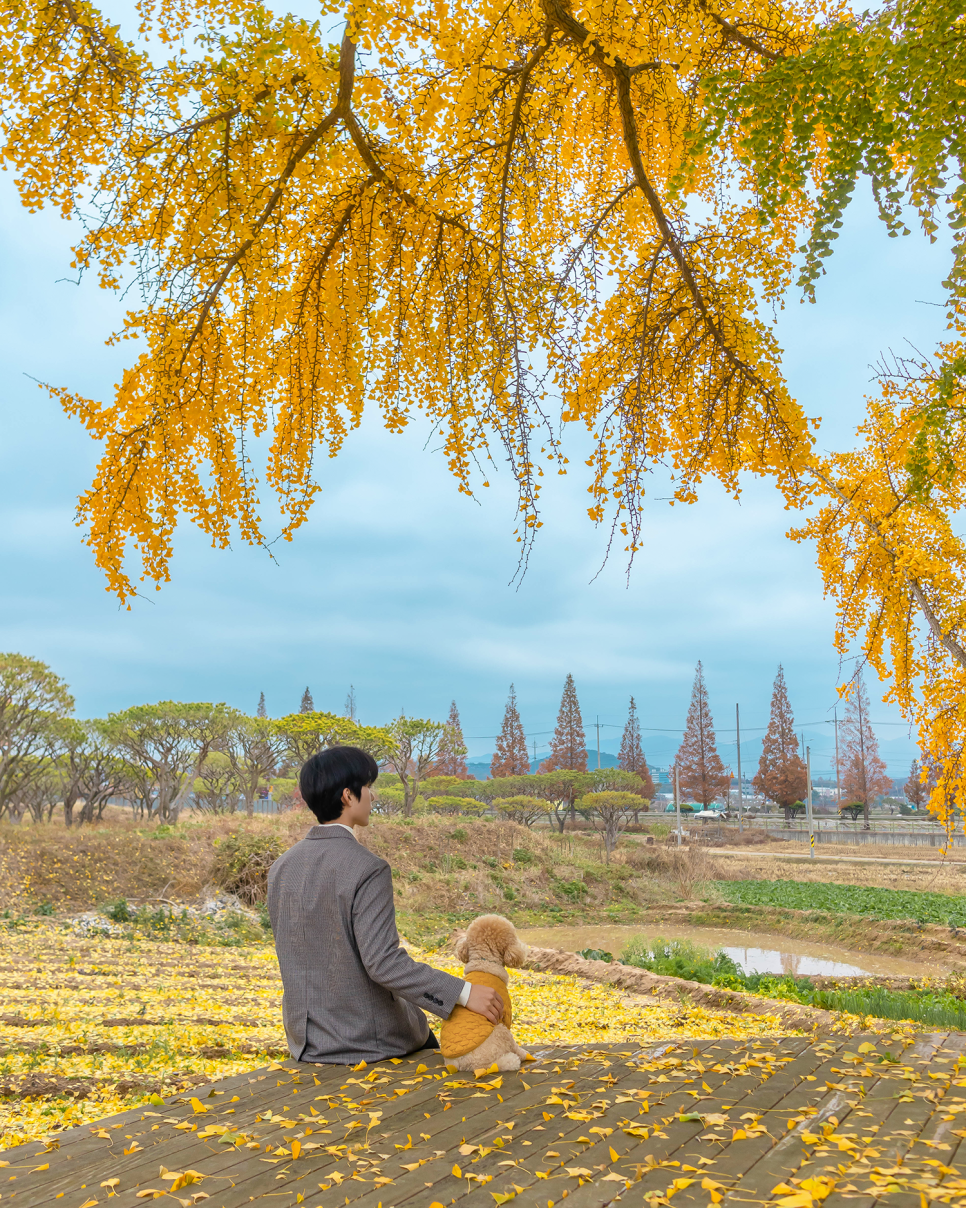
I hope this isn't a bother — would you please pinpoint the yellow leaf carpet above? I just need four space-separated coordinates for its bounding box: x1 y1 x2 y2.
0 923 795 1149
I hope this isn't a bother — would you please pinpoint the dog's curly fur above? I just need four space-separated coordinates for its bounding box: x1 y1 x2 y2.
444 914 530 1072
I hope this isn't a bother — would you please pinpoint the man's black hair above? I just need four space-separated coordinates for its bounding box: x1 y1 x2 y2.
299 746 379 823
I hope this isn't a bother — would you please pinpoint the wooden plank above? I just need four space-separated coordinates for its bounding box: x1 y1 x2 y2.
602 1035 859 1208
667 1031 927 1208
818 1033 966 1208
545 1038 839 1208
418 1040 816 1208
716 1031 956 1208
3 1052 423 1208
190 1047 643 1208
38 1046 627 1208
9 1034 966 1208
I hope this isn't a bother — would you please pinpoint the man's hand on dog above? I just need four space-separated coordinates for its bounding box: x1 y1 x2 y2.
466 984 503 1024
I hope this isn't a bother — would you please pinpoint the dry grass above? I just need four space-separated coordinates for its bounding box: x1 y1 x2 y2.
0 813 308 911
712 849 966 896
0 814 722 929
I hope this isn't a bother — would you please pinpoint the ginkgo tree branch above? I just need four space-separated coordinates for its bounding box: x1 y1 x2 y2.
180 32 357 364
809 462 966 670
696 0 784 62
540 0 781 411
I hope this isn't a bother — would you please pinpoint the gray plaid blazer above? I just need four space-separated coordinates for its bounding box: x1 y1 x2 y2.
267 825 464 1064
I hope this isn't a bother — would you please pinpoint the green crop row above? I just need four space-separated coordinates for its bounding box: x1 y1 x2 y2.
713 878 966 927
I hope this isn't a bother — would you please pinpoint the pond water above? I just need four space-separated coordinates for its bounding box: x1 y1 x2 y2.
517 923 936 979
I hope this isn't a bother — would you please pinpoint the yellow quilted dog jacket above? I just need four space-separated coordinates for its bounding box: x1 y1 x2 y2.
440 971 513 1060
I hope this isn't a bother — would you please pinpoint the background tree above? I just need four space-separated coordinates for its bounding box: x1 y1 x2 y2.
386 718 448 816
101 702 231 822
540 675 587 775
273 711 392 766
194 752 241 814
586 766 652 822
58 719 129 827
300 688 314 714
838 674 891 829
714 0 966 834
904 759 927 812
434 701 469 778
520 771 589 833
257 692 267 719
619 697 645 775
225 714 285 818
0 653 74 820
753 665 807 821
675 662 729 807
344 686 357 721
579 791 641 862
495 796 546 828
492 686 530 777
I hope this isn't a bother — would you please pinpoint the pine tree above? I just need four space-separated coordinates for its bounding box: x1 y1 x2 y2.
838 672 890 828
753 665 807 819
257 691 267 718
540 674 587 773
436 700 470 778
618 695 655 796
491 685 530 777
674 661 729 806
300 686 314 714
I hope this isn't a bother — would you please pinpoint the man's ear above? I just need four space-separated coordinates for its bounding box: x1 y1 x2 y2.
454 934 470 962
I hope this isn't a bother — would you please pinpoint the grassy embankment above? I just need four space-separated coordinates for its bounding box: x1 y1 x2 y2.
3 813 966 952
0 813 712 943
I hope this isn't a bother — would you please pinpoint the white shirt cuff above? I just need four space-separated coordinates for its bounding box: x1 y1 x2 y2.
457 981 472 1007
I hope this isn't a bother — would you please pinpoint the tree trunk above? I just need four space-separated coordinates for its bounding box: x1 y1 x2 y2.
63 795 78 827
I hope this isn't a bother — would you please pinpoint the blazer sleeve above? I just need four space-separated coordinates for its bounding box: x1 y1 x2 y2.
352 863 465 1019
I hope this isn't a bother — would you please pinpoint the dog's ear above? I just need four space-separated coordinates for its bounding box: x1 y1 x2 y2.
454 933 470 962
504 939 528 969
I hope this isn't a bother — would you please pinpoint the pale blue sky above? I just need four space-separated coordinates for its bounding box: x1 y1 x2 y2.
0 161 950 776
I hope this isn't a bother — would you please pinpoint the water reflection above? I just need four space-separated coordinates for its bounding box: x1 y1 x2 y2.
517 924 934 978
720 946 868 978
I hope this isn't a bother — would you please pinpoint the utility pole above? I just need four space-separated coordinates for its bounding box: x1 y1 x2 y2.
675 763 682 846
736 703 743 834
532 736 537 772
806 745 815 857
596 716 601 770
834 708 842 811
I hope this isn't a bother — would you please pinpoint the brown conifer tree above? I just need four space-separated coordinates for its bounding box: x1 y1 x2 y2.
904 759 926 811
618 695 655 797
540 674 587 773
838 672 890 828
753 665 807 819
674 661 729 806
491 685 530 777
435 700 469 778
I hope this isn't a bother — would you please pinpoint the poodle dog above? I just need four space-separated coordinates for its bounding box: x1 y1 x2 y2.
440 914 530 1072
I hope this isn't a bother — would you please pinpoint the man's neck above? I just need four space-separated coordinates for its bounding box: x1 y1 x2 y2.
322 820 357 838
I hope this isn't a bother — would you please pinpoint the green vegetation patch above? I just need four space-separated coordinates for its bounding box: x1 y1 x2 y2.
619 934 966 1029
715 878 966 927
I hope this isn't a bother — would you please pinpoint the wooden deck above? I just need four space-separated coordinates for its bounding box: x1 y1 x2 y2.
4 1033 966 1208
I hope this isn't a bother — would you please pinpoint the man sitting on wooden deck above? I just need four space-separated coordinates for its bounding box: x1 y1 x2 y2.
267 746 503 1065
